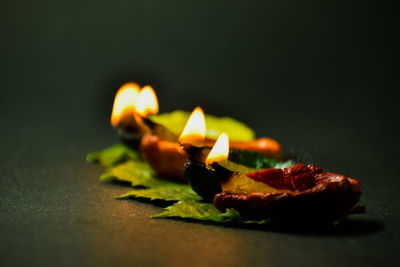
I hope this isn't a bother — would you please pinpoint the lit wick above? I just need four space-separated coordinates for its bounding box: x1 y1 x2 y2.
111 83 140 127
135 86 159 117
111 83 160 148
205 133 229 165
178 107 206 144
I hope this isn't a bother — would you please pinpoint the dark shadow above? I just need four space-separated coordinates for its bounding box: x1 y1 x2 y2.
153 216 384 237
162 218 385 237
247 218 385 237
103 179 133 187
116 196 175 208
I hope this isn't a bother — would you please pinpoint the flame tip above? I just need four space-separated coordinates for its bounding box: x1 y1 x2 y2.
135 85 159 117
179 106 206 143
111 83 141 126
205 133 230 165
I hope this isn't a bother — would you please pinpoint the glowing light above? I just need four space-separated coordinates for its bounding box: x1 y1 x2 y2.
135 85 159 117
205 133 229 165
178 107 206 143
111 83 140 127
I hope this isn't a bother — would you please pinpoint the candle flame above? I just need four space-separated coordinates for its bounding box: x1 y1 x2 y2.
111 83 140 127
135 85 159 117
206 133 229 165
179 107 206 143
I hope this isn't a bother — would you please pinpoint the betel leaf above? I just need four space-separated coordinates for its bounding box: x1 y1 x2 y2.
153 201 269 224
100 161 163 188
87 144 273 225
229 149 294 170
152 201 241 223
86 144 139 168
117 185 201 202
149 110 255 141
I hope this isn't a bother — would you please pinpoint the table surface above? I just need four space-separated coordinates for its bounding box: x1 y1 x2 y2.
1 1 398 266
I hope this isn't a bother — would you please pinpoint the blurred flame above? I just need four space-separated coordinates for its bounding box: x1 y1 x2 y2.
179 107 206 143
111 83 140 127
135 85 159 117
206 133 229 165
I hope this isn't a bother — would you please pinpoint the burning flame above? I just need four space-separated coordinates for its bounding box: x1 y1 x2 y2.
135 85 159 117
111 83 140 127
206 133 229 165
179 107 206 143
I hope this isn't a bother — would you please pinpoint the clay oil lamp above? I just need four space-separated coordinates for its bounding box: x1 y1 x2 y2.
111 83 177 148
183 134 362 224
141 106 282 182
140 107 206 182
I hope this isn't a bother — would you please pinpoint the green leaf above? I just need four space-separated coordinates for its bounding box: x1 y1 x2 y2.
117 185 201 202
86 144 140 168
152 201 242 223
88 144 270 225
100 161 161 187
149 110 255 141
88 144 169 188
229 149 294 170
153 201 269 224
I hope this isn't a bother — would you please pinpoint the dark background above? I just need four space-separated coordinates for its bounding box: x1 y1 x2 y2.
0 1 398 266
